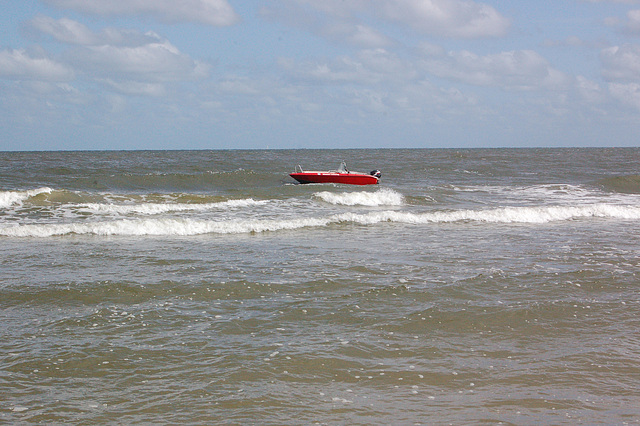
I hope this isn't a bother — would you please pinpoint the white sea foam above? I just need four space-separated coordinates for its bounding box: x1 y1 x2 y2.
0 187 53 209
314 188 404 206
2 203 638 237
78 198 268 216
335 203 640 225
0 216 333 237
453 183 638 204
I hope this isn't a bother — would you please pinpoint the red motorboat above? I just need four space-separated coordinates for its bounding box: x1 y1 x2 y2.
290 162 381 185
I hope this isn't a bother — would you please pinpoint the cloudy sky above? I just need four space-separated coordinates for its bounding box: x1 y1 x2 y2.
1 0 640 150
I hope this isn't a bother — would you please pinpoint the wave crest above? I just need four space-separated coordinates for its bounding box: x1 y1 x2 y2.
0 216 332 237
2 203 638 238
79 198 268 216
337 204 640 225
314 188 404 206
0 187 53 209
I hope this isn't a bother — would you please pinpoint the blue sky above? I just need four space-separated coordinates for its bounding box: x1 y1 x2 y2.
1 0 640 150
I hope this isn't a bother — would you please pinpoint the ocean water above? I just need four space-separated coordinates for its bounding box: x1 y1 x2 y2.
1 148 639 424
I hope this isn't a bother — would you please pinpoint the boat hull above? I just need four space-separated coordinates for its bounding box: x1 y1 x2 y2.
290 172 379 185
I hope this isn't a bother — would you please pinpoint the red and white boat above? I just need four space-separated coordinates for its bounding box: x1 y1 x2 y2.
290 162 381 185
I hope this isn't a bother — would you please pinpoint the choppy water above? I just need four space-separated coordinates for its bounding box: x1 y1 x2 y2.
1 148 639 424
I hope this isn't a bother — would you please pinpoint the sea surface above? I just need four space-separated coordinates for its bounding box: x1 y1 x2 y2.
1 148 639 424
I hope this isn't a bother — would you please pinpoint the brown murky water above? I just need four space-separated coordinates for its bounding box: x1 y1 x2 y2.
2 148 640 424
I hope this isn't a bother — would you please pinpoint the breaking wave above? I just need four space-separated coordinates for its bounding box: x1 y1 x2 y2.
0 216 332 237
2 203 638 238
0 187 53 208
78 198 268 216
314 188 404 206
0 187 269 217
365 203 640 224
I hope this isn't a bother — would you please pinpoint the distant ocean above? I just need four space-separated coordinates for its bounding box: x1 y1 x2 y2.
1 148 639 424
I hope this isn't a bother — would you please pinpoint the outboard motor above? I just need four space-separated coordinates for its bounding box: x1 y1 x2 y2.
370 170 381 179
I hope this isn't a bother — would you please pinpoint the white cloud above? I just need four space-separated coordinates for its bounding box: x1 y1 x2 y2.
543 35 607 49
322 23 394 48
280 48 416 85
43 0 240 26
357 48 419 80
418 42 446 56
346 78 479 119
69 39 210 82
274 47 484 121
30 15 160 47
625 10 640 34
261 1 393 48
0 48 74 81
576 75 605 103
30 15 99 45
604 8 640 34
218 77 262 95
102 79 167 96
422 49 569 90
264 0 510 49
377 0 510 38
275 44 577 122
609 82 640 109
601 44 640 82
24 17 211 95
